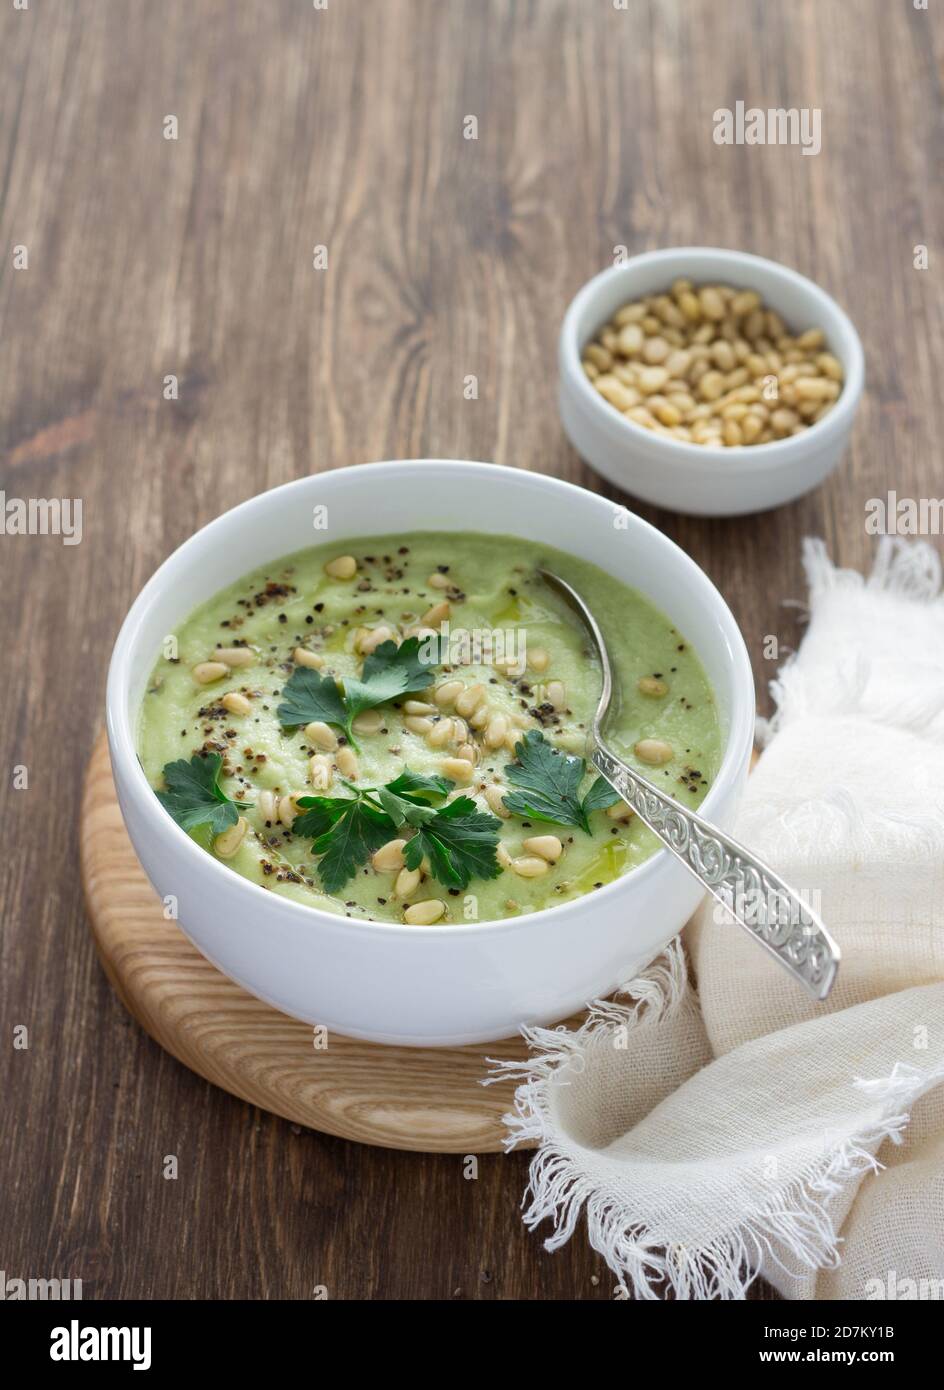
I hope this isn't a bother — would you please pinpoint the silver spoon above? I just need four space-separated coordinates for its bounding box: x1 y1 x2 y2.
539 569 840 1001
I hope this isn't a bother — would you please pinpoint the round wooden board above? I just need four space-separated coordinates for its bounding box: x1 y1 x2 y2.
78 732 571 1153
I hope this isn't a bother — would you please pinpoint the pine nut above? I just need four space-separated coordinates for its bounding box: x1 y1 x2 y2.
222 691 252 715
742 413 764 443
214 646 256 667
427 571 450 589
434 680 463 707
635 739 673 765
606 801 634 821
796 328 825 352
699 370 726 402
404 715 434 736
427 717 454 747
665 350 692 379
193 661 228 685
403 700 436 715
404 899 446 925
351 708 384 735
305 721 337 751
638 366 670 394
649 396 682 427
730 289 761 317
456 742 478 766
638 676 668 697
528 648 549 673
614 302 647 325
504 728 527 754
336 746 358 779
596 375 637 412
585 342 613 370
372 838 407 872
395 866 421 899
497 843 513 868
546 680 566 711
511 856 549 879
699 286 725 320
309 754 334 789
294 647 324 669
817 352 843 380
358 625 395 655
794 376 836 401
485 714 509 749
484 785 511 818
469 705 490 730
324 555 357 580
455 683 485 718
279 793 300 828
617 323 643 355
523 835 563 863
711 339 736 372
421 600 450 627
442 757 474 784
642 335 670 364
214 816 248 859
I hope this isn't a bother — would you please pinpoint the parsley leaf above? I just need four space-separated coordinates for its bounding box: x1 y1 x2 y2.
296 794 394 894
293 767 501 894
384 768 455 801
501 729 620 833
401 797 504 890
156 754 249 837
345 636 443 716
276 635 443 749
275 668 349 734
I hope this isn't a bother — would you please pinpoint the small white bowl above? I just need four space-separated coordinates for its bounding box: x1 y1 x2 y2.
559 247 865 517
106 461 755 1046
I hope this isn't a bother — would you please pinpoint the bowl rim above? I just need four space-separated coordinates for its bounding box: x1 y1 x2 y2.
106 459 756 939
560 245 865 471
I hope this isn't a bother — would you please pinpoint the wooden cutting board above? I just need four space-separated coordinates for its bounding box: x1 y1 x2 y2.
79 730 575 1153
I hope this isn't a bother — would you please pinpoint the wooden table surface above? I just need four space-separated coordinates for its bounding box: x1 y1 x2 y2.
1 0 940 1301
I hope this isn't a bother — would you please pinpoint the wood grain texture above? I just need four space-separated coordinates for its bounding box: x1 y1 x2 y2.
80 730 539 1155
2 0 940 1300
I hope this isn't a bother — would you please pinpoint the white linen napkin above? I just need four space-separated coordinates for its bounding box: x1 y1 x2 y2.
491 537 944 1300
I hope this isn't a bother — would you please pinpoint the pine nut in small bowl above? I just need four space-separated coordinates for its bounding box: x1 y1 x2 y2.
559 247 864 516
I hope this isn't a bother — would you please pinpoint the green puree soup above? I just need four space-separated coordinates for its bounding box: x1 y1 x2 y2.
138 533 723 925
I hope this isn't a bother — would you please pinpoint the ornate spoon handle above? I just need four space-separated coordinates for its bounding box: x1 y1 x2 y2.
592 744 840 1000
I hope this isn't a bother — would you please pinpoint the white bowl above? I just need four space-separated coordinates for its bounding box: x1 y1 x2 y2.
106 461 755 1046
559 247 865 517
